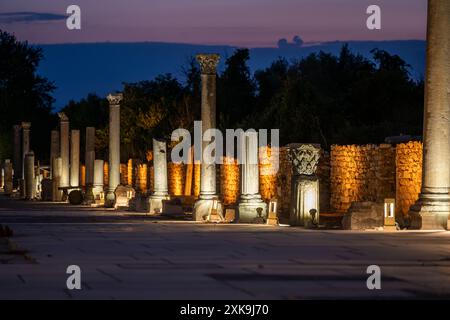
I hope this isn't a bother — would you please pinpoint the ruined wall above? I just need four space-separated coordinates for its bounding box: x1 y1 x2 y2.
259 146 278 202
168 162 185 196
330 144 396 213
276 147 292 218
220 157 240 205
396 141 422 216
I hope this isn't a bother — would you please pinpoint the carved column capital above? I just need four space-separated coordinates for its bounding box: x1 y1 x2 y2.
196 54 220 75
21 122 31 130
107 93 123 105
57 112 69 122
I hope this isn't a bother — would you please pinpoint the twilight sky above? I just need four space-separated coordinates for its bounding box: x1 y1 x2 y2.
0 0 427 47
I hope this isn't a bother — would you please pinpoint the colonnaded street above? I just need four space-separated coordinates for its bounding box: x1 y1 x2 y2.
1 194 450 300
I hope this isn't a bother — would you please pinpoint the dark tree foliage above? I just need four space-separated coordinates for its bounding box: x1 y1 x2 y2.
0 30 56 160
248 45 424 147
217 49 257 130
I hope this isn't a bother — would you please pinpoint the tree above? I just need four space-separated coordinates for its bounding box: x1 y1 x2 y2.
217 49 256 130
0 30 56 160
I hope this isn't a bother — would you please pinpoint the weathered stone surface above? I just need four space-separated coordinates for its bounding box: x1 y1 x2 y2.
341 202 384 230
114 185 135 209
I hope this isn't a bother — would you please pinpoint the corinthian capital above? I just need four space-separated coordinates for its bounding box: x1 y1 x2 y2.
57 112 69 122
107 93 123 105
196 54 220 75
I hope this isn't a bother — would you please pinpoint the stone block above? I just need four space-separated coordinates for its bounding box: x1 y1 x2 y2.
341 201 384 230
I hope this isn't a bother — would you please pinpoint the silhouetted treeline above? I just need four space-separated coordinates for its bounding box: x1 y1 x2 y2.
0 29 424 162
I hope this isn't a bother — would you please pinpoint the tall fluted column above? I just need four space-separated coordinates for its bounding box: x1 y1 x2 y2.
193 54 223 221
70 130 80 187
410 0 450 229
238 132 267 222
24 151 35 200
13 125 21 188
148 138 170 214
105 93 123 207
93 159 104 200
21 122 31 179
50 130 60 179
84 127 96 203
58 113 70 188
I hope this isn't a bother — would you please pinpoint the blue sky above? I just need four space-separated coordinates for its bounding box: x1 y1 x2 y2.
0 0 427 47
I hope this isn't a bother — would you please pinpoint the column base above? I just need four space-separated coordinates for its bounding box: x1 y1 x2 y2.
148 194 170 215
104 190 116 208
193 198 223 221
409 193 450 230
84 185 95 204
238 197 267 223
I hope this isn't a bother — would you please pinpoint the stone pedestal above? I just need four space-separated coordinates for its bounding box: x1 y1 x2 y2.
24 152 35 200
70 130 80 187
3 160 13 195
50 130 60 179
193 54 223 221
58 113 70 188
52 157 63 202
288 144 321 227
409 0 450 230
238 131 267 223
105 93 123 208
342 202 384 230
148 139 170 215
93 159 104 202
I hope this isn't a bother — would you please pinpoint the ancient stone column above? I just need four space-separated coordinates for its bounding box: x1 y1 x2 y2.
52 157 63 202
70 130 80 187
3 160 13 195
288 144 321 227
58 113 70 188
20 122 31 197
148 138 170 214
193 54 223 221
24 151 35 200
410 0 450 229
238 131 267 222
13 125 21 187
93 159 104 200
105 93 123 207
50 130 60 179
84 127 96 203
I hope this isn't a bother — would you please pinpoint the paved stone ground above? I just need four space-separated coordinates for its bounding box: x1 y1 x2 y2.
1 194 450 300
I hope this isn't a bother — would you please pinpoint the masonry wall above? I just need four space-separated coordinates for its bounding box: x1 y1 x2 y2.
330 144 396 213
396 141 422 216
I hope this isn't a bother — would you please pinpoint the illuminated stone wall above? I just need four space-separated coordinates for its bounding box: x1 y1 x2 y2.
330 144 396 213
259 146 279 202
120 163 128 185
275 147 292 218
103 161 109 186
136 163 148 193
168 162 185 196
220 157 240 205
396 141 423 217
80 165 86 187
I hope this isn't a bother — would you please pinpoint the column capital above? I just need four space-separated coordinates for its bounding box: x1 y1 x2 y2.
21 122 31 130
107 93 123 105
196 54 220 75
57 112 69 122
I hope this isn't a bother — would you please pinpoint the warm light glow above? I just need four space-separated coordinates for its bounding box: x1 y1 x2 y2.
222 157 239 205
384 198 395 218
127 159 133 186
269 200 277 214
168 162 184 196
138 164 147 193
304 186 317 214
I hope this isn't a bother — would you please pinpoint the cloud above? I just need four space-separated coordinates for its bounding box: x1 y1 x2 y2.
0 12 66 24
